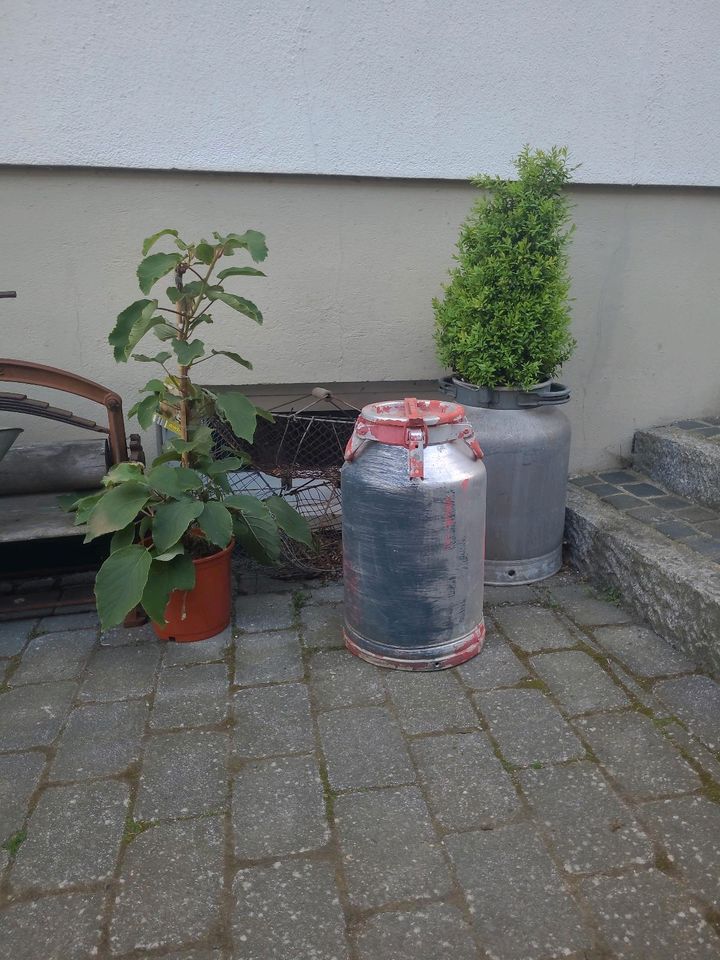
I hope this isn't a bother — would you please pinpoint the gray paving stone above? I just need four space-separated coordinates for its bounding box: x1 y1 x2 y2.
162 626 231 665
623 481 666 497
160 950 221 960
0 892 104 960
300 602 344 649
585 481 619 497
234 629 303 686
354 904 477 960
653 495 691 511
0 681 76 749
677 505 718 523
655 675 720 750
235 593 294 633
80 644 161 701
575 712 699 798
151 662 229 729
641 795 720 907
308 579 344 603
136 729 228 821
50 700 147 780
521 761 653 873
446 822 591 960
232 859 349 960
309 649 385 710
475 689 585 766
318 705 414 790
599 469 639 485
10 629 96 685
0 751 45 842
457 632 528 690
100 622 157 647
582 870 720 959
233 683 313 759
384 669 477 734
664 722 720 782
411 732 520 831
335 786 451 909
232 755 328 859
110 817 223 955
604 660 674 717
546 581 633 626
492 604 578 652
530 650 628 715
593 624 695 678
626 503 674 524
655 519 697 539
603 492 643 510
0 619 34 657
37 610 99 633
11 780 128 890
483 584 537 605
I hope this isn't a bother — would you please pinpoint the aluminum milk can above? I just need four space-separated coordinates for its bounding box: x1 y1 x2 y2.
342 397 486 670
440 378 571 585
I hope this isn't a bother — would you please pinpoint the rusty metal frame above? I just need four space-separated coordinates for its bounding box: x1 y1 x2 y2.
0 359 129 464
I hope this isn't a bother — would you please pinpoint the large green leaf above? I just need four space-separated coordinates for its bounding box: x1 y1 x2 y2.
215 230 268 263
142 228 180 256
122 313 165 361
214 391 257 443
153 322 178 341
205 456 247 475
172 338 205 365
198 501 233 548
146 465 204 499
109 299 156 362
132 350 172 364
128 394 158 430
167 425 214 457
141 553 195 624
206 289 262 323
266 495 313 547
86 482 151 542
110 522 136 553
209 349 252 369
95 545 153 629
152 499 204 552
195 241 216 265
58 490 104 524
216 266 266 280
225 495 281 563
103 462 147 486
137 252 182 295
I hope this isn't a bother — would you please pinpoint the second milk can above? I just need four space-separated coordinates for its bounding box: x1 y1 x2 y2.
342 398 486 670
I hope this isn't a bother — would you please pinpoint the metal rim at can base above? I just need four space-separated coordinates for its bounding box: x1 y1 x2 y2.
483 545 563 585
344 621 485 671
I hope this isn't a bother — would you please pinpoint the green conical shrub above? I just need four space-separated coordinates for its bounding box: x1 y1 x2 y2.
434 146 576 389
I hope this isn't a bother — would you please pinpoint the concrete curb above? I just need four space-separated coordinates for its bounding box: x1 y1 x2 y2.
634 426 720 510
565 485 720 676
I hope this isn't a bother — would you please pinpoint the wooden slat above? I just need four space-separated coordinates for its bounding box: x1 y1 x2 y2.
0 440 107 496
0 492 93 543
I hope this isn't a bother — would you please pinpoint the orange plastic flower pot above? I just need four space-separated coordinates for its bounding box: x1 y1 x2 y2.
152 540 234 643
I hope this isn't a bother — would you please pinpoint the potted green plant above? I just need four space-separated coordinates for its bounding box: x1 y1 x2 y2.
434 146 576 584
65 228 311 639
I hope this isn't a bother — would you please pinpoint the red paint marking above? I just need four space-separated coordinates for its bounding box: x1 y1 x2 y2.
344 621 485 671
461 477 469 490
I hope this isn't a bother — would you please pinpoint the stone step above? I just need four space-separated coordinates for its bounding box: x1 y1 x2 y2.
564 476 720 676
633 418 720 511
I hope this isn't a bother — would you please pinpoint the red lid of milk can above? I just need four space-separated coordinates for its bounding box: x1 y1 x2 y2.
344 397 483 479
359 397 466 426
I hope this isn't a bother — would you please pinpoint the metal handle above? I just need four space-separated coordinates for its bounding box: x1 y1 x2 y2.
437 376 457 398
535 382 571 405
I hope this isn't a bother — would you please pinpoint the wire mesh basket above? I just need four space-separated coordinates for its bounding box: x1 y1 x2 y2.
209 388 358 577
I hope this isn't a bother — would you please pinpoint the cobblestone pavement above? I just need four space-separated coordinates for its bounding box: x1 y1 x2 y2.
1 568 720 959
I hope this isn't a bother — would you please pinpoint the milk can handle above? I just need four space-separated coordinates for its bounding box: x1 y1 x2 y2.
535 382 571 405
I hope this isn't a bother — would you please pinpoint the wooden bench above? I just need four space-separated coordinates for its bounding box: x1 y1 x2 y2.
0 360 143 616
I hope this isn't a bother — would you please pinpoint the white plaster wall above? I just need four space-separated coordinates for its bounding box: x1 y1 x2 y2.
0 168 718 472
1 0 718 185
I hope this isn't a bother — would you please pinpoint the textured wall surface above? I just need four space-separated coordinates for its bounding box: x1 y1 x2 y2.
1 168 718 472
1 0 718 185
